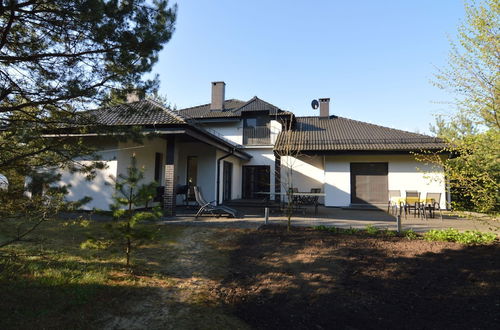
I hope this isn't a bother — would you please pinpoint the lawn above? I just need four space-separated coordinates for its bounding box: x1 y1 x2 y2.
0 219 498 329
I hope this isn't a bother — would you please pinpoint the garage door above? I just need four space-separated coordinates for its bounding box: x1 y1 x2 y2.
350 163 388 204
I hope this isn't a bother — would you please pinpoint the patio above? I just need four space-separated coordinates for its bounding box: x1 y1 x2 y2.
162 205 499 233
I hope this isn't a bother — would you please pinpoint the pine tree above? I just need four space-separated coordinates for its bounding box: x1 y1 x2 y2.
108 156 161 267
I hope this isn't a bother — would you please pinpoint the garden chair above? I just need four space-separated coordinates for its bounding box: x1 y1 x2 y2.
387 190 401 215
300 188 322 215
404 190 421 218
194 186 240 218
286 187 306 215
421 192 443 220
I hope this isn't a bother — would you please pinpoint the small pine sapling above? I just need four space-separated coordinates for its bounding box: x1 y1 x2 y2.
108 156 161 267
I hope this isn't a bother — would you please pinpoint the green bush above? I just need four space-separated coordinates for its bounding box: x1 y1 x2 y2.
365 225 379 235
403 229 419 240
424 228 496 245
382 228 397 237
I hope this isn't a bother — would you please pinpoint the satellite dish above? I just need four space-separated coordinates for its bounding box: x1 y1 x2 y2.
311 99 319 110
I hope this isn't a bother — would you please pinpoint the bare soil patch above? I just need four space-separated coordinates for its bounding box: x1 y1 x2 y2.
218 225 500 330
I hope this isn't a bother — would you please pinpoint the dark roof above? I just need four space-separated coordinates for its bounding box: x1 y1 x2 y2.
177 96 289 119
275 116 447 152
88 99 186 126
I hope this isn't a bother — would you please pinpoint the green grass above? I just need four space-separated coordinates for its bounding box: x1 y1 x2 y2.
0 218 187 329
424 228 497 245
313 225 395 237
313 225 497 245
0 218 249 329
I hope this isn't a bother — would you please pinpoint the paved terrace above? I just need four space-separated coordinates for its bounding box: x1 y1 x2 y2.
161 205 499 234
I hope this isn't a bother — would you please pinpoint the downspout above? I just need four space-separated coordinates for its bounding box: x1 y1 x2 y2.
216 150 234 205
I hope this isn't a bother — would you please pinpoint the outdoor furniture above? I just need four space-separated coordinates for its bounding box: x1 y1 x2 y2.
175 184 189 206
288 187 300 204
193 186 240 218
299 188 322 215
257 190 325 215
286 187 306 215
387 190 401 215
404 190 421 218
420 192 443 220
154 186 165 203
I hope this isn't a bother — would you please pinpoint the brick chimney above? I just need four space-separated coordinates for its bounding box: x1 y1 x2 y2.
319 98 330 118
210 81 225 110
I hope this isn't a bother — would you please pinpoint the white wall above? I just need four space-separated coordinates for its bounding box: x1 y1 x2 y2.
56 137 120 210
202 119 282 147
202 122 243 145
176 141 217 203
116 136 166 185
58 160 117 210
281 155 325 204
57 136 167 211
270 119 282 145
324 154 446 209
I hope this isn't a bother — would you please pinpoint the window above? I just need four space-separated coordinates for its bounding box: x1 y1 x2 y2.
154 152 163 182
243 115 271 145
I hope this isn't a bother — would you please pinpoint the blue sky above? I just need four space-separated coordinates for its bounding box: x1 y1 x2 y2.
153 0 465 134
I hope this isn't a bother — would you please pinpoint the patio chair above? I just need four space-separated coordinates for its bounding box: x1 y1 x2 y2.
421 192 443 220
294 188 322 215
175 184 189 206
404 190 421 218
288 187 300 203
193 186 240 218
387 190 401 215
286 187 306 215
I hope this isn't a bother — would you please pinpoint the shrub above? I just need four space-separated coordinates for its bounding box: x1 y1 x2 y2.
382 228 397 237
313 225 360 235
403 229 419 240
424 228 496 245
365 225 379 235
344 227 360 235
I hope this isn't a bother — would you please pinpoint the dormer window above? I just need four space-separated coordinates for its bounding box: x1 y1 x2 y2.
243 115 270 145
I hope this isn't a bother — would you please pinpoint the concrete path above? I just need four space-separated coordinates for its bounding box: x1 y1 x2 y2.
161 207 499 234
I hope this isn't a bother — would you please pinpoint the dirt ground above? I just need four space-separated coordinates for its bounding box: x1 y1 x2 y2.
2 222 498 329
216 225 500 330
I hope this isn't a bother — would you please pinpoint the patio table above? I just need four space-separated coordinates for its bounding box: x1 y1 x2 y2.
257 192 326 197
257 191 325 215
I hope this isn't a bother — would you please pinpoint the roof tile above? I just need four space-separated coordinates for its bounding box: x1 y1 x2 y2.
275 116 447 152
89 99 186 126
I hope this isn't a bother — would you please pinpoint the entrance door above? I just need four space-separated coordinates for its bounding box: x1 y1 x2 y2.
223 161 233 201
242 165 270 199
350 163 388 204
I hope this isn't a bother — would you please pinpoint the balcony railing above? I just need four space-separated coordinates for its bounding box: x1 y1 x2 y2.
243 126 271 145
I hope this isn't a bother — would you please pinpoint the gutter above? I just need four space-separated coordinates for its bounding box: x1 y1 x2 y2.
216 151 234 205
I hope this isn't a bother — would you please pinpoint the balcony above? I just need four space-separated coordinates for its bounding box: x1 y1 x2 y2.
243 126 271 145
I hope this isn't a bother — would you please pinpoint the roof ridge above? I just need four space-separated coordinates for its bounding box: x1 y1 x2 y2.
177 98 246 112
145 99 186 123
233 96 283 113
231 97 258 113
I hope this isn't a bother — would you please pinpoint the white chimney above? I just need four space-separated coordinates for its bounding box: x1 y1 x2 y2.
126 91 140 103
319 98 330 118
210 81 225 110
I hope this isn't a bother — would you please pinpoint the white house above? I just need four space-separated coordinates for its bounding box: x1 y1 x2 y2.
55 81 449 212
